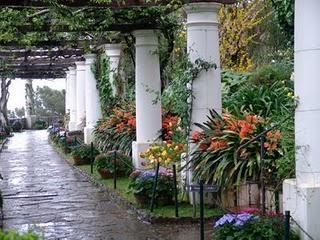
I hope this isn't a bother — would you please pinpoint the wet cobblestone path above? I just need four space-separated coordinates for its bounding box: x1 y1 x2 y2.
0 131 208 240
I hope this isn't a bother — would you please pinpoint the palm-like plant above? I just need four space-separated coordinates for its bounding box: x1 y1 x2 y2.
191 110 282 189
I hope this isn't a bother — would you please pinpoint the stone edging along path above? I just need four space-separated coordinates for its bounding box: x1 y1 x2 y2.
52 142 222 225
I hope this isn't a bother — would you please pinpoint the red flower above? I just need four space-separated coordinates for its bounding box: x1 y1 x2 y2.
192 131 202 142
199 143 209 150
127 118 136 127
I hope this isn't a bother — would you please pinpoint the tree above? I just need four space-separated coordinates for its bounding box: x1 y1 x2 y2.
219 0 268 72
0 60 12 127
14 107 25 118
34 86 65 117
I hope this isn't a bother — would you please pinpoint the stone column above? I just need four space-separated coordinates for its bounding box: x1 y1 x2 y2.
84 54 102 144
68 67 77 131
25 79 36 129
104 44 122 96
283 1 320 239
132 30 162 168
75 61 86 130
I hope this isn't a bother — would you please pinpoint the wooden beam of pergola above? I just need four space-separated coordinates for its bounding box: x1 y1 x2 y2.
0 0 178 8
0 0 235 8
0 39 111 49
12 70 66 78
6 56 85 66
16 23 159 33
6 64 71 71
0 49 84 58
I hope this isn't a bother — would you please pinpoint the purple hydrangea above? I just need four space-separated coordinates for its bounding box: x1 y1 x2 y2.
139 171 156 179
214 213 258 228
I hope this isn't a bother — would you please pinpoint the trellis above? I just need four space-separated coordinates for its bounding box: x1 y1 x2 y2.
0 0 234 79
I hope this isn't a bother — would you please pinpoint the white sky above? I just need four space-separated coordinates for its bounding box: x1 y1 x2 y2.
8 78 66 111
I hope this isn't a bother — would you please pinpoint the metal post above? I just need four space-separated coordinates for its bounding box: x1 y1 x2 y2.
199 180 204 240
150 162 160 212
172 164 179 218
275 189 280 214
90 142 94 174
113 150 117 189
64 131 67 154
260 136 266 214
284 211 290 240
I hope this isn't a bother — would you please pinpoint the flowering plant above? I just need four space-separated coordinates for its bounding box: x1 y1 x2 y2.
140 141 185 167
191 109 282 188
93 105 136 154
128 169 174 205
214 212 299 240
94 106 184 155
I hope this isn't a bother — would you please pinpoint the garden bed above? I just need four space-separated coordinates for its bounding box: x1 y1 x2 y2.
51 141 224 224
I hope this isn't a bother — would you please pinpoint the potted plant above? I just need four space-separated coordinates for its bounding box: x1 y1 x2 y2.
128 169 174 206
70 144 99 165
95 152 133 179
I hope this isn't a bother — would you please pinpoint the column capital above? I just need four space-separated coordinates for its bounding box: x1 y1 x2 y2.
184 2 221 27
103 44 122 57
133 30 159 47
84 54 97 65
75 61 86 71
68 66 76 73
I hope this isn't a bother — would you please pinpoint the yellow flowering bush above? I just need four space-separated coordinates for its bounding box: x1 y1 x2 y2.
140 142 185 167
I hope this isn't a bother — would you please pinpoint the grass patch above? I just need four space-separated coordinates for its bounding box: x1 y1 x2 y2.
78 164 224 219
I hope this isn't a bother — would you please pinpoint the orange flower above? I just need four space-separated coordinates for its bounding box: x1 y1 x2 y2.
116 122 126 132
245 115 259 124
238 121 254 139
199 143 209 150
208 140 228 151
274 130 282 140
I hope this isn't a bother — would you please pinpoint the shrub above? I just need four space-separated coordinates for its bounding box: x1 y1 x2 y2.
249 62 293 86
70 144 99 160
33 120 47 130
11 121 23 132
95 152 133 175
128 169 174 205
214 212 299 240
0 230 41 239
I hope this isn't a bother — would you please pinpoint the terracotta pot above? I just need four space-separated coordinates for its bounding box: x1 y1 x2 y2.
98 169 127 179
98 169 113 179
73 156 91 165
134 194 150 205
133 193 174 206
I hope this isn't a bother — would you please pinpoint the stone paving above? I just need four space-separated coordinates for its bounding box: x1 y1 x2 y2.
0 131 212 240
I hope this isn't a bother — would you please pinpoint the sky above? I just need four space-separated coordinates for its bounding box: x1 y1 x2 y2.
7 78 66 111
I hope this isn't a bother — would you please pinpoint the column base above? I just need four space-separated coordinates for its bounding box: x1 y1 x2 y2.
84 126 94 145
283 179 320 240
132 141 152 169
68 121 77 131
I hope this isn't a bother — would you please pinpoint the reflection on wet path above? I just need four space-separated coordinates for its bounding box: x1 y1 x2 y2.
0 131 209 240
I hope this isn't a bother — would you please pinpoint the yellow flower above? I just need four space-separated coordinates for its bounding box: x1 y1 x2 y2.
161 150 168 157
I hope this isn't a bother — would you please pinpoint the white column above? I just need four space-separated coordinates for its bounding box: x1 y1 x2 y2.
184 2 222 203
25 79 36 129
68 67 77 131
185 2 222 123
132 30 162 168
65 71 70 114
104 44 122 96
84 54 102 144
75 61 86 130
283 1 320 239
